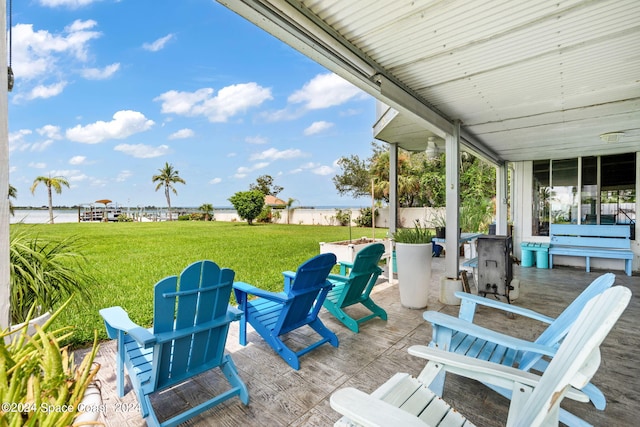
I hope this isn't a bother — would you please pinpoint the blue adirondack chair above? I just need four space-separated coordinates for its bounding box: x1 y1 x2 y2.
423 272 615 427
100 260 249 427
323 243 387 332
331 285 632 427
233 253 338 370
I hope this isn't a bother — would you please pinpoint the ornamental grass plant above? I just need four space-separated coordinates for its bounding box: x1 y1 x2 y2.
9 228 96 325
392 220 434 244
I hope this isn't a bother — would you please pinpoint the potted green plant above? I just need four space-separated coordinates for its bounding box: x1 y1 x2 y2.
9 228 95 326
431 211 447 239
1 299 101 425
392 221 434 309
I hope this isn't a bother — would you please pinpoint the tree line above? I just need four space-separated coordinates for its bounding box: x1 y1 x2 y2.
12 143 497 227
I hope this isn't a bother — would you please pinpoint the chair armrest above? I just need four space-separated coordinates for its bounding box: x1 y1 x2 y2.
228 304 243 320
99 306 156 347
423 311 557 357
337 260 354 275
330 388 430 427
455 292 555 324
283 271 296 292
327 273 348 283
233 281 289 303
408 345 588 402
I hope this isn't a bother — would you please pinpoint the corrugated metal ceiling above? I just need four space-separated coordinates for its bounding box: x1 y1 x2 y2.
218 0 640 162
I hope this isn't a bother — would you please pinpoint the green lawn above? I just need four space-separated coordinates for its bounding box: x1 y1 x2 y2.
10 221 386 347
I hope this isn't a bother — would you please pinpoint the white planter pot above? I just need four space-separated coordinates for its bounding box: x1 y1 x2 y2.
74 381 103 424
395 242 432 309
320 238 389 263
440 277 463 305
5 311 52 344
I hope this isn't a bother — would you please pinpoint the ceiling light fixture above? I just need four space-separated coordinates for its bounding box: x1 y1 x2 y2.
599 132 625 144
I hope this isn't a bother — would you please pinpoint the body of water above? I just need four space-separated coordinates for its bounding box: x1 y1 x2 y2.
11 209 80 224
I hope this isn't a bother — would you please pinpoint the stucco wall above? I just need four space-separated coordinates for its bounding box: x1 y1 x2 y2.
214 206 445 229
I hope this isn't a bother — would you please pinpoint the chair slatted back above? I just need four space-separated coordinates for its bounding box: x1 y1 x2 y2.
340 243 385 305
519 272 615 370
516 286 631 426
152 260 235 391
275 253 336 335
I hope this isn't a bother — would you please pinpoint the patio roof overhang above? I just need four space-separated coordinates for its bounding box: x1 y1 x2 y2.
217 0 640 163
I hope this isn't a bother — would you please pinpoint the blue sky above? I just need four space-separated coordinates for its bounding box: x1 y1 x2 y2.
8 0 376 209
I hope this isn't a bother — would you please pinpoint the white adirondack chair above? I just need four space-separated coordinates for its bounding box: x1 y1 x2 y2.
330 286 631 427
424 273 615 427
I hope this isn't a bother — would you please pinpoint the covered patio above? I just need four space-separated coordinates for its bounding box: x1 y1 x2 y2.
85 259 639 426
214 0 640 283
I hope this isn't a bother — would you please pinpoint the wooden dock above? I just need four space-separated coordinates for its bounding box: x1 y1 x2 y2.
79 257 639 426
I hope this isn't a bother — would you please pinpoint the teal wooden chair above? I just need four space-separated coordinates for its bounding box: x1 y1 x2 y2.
423 272 615 427
323 243 387 332
331 286 631 427
233 253 338 370
100 260 248 427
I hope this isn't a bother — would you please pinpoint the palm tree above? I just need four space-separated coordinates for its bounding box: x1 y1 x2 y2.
285 197 298 224
199 203 214 221
152 162 186 221
30 175 70 224
9 184 17 216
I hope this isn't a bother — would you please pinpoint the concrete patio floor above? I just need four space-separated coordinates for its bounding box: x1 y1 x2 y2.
82 256 639 426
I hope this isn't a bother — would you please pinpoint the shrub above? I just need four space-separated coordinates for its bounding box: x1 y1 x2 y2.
257 206 273 223
9 229 96 324
354 207 378 227
335 209 352 226
117 213 133 222
228 190 265 225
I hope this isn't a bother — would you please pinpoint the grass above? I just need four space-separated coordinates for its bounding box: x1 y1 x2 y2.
9 221 386 347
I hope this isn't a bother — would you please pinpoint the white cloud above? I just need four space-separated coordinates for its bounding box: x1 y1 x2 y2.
250 148 304 161
312 165 334 176
155 83 272 122
116 170 133 182
9 129 33 152
49 169 87 182
288 73 364 110
66 110 155 144
18 82 68 101
245 135 268 144
29 162 47 169
304 121 333 136
30 140 54 152
234 162 269 179
69 155 86 165
13 20 101 79
81 63 120 80
114 144 170 159
260 107 301 122
209 178 222 184
168 129 195 140
143 34 174 52
11 19 102 100
39 0 100 8
290 161 335 176
37 125 63 139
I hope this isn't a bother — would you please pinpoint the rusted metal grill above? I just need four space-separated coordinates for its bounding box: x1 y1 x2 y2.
477 235 514 303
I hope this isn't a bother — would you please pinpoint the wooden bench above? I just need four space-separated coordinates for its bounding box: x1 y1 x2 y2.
549 224 633 276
